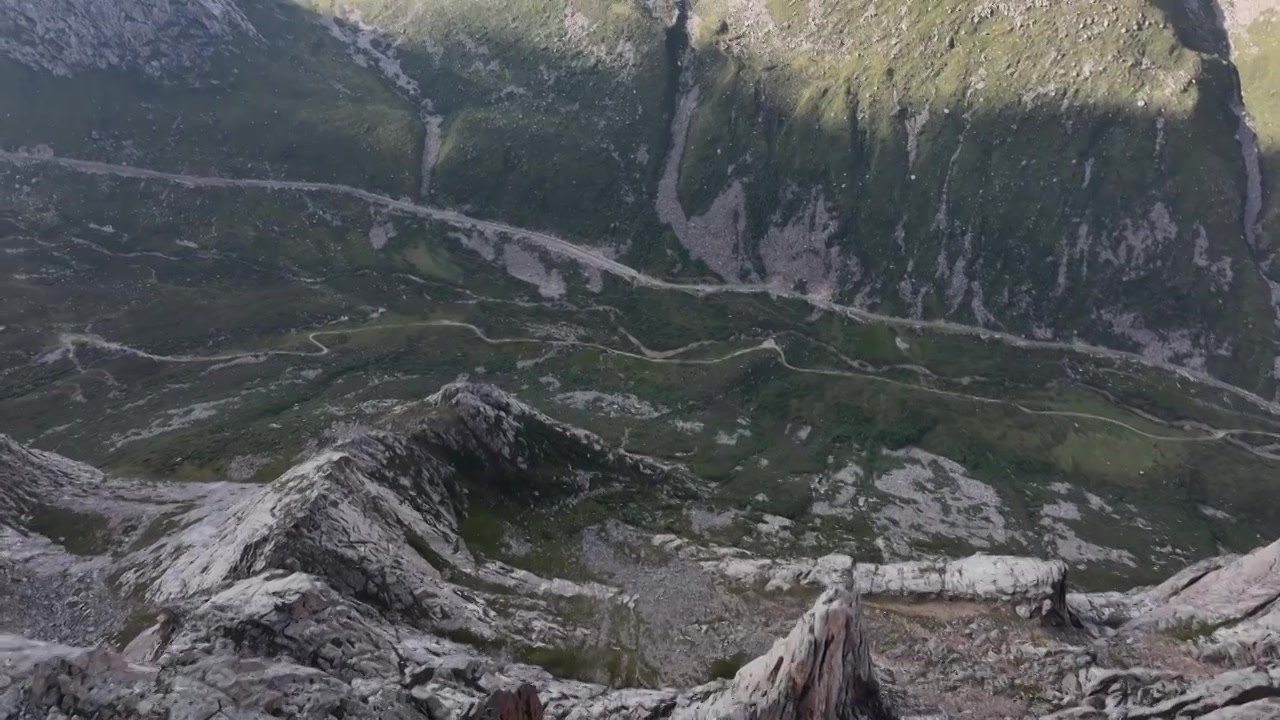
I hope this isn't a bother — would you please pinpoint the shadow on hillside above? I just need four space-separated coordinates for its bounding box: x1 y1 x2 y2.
270 0 1278 390
0 0 1274 390
1154 0 1229 55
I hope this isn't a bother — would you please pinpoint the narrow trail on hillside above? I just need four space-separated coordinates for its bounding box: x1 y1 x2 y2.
48 319 1280 459
5 150 1279 419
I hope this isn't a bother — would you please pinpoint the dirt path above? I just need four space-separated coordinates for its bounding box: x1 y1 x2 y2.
5 149 1279 419
49 319 1280 458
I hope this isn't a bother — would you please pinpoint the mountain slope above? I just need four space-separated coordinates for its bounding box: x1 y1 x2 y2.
0 0 421 193
3 0 1276 390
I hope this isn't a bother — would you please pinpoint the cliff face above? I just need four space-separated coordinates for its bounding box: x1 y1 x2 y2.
656 0 1279 388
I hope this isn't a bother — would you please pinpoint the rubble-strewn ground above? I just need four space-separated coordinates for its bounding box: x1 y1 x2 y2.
2 398 1278 719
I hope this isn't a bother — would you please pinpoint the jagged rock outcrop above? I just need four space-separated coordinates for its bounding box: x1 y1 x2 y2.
0 570 896 720
0 433 104 524
406 382 687 498
2 386 648 651
1070 539 1280 661
4 389 1280 719
122 428 483 620
0 435 129 645
657 534 1070 619
1045 665 1280 719
1046 539 1280 718
1 406 901 719
464 685 545 720
679 587 895 720
112 383 673 639
0 574 432 719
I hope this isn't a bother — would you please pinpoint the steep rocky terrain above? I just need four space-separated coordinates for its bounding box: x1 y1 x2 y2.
2 0 1280 590
2 385 1279 718
3 2 1280 717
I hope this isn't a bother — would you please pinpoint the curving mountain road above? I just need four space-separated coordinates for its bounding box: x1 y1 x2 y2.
51 319 1280 459
5 149 1279 419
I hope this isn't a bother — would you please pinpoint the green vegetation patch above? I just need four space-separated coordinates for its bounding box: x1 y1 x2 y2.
0 0 421 193
25 505 113 556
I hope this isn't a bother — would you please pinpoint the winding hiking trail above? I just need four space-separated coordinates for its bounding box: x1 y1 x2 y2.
50 319 1280 460
5 149 1280 420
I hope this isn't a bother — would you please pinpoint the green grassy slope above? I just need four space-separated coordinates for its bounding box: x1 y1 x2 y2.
4 165 1280 589
677 0 1277 389
1236 11 1280 250
1 0 1275 390
0 0 421 194
299 0 675 240
283 0 1280 392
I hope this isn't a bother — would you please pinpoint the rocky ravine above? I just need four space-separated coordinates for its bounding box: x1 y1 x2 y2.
0 382 1277 719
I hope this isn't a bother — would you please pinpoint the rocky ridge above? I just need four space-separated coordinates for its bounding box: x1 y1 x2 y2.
3 0 1279 389
0 572 898 720
0 383 1278 718
1069 539 1280 664
0 382 905 718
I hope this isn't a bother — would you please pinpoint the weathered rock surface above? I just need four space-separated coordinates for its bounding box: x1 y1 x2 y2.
123 429 484 622
0 0 258 77
680 587 895 720
1 386 639 652
1045 665 1280 719
1046 538 1280 718
656 533 1069 617
0 391 902 719
108 383 673 639
0 433 103 522
464 685 545 720
4 387 1280 719
1070 539 1280 661
1 573 441 719
0 569 896 720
